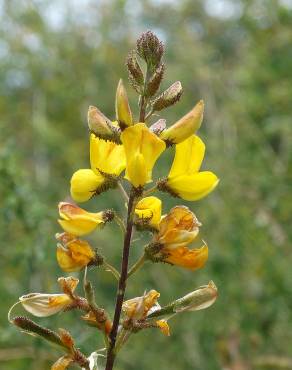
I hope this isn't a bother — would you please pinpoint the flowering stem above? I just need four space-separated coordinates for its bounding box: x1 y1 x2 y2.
113 212 126 234
105 189 137 370
117 181 129 202
143 184 157 197
127 253 146 279
103 261 120 281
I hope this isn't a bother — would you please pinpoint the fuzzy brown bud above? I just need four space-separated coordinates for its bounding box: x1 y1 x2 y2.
152 81 183 112
145 63 165 97
136 31 164 70
88 106 121 144
127 50 144 86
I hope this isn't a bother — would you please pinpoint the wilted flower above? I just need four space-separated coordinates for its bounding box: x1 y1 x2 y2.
58 202 105 236
70 134 125 202
134 196 162 230
51 356 73 370
159 135 219 201
121 123 165 188
160 100 204 144
19 277 79 318
122 290 170 336
56 232 97 272
147 206 208 270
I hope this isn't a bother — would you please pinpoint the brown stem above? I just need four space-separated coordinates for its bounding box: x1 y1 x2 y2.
105 189 136 370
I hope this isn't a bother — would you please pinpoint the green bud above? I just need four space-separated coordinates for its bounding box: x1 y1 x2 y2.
12 316 67 349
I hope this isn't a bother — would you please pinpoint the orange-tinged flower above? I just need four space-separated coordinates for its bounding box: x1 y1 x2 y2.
163 244 208 270
58 202 105 236
147 206 208 270
122 290 169 336
56 232 96 272
122 290 160 320
155 206 201 249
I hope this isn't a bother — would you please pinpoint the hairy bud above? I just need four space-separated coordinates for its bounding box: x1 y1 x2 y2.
160 100 204 144
136 31 164 70
88 106 120 143
127 50 144 87
145 63 165 97
12 316 66 348
152 81 183 112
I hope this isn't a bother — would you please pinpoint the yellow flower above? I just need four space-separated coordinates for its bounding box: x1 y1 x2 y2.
149 206 208 270
58 202 105 236
160 100 204 144
56 232 96 272
70 134 125 202
160 135 219 201
134 196 162 229
19 277 79 317
121 123 166 188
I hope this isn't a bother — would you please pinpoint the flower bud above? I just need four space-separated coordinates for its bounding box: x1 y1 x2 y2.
12 316 67 348
150 119 166 135
173 281 218 312
152 81 183 112
88 106 120 143
145 63 165 97
160 100 204 145
115 79 133 129
127 50 144 93
136 31 164 69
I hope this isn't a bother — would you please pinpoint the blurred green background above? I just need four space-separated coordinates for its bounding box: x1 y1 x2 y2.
1 0 292 369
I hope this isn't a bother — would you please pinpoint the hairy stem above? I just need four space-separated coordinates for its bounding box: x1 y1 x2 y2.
127 253 146 279
105 189 136 370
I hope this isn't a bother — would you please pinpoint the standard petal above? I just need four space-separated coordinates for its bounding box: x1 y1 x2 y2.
168 135 205 178
167 171 219 201
19 293 71 317
90 134 126 176
70 169 105 202
135 196 162 228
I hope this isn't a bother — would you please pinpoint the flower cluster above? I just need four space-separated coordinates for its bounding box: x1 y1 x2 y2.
9 31 219 370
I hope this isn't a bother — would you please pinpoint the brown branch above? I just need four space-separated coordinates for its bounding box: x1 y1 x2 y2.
105 189 136 370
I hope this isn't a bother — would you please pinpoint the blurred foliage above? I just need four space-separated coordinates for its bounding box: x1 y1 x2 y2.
1 0 292 369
